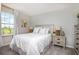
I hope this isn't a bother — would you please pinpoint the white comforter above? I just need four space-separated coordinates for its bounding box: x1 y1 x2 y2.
10 33 52 55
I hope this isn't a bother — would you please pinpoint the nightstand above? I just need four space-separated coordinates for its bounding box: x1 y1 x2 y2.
29 28 33 33
53 36 66 48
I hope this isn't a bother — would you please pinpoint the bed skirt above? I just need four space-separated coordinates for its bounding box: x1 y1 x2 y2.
10 42 52 55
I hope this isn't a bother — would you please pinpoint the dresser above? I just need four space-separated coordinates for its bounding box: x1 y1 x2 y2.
74 25 79 54
53 27 66 48
53 35 66 48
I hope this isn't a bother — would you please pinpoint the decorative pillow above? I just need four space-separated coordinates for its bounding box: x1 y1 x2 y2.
39 27 50 34
33 27 40 33
45 28 50 34
39 28 46 34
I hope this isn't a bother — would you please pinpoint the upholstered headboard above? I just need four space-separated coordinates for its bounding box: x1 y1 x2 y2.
34 24 54 34
34 24 61 33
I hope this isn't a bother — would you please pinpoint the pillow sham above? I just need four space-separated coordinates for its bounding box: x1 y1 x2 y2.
39 28 46 34
45 28 50 34
33 27 41 33
39 27 50 34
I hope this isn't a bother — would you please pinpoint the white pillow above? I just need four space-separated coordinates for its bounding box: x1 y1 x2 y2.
39 28 46 34
33 27 40 33
39 28 50 34
45 28 50 34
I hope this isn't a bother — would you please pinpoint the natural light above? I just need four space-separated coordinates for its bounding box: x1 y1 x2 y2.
1 12 14 35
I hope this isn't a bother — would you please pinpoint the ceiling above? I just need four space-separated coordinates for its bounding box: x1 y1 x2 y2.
3 3 79 16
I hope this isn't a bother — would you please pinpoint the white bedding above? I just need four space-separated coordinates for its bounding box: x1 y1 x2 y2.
10 33 52 55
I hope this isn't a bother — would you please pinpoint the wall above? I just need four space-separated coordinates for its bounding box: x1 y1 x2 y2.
29 6 79 48
1 35 13 47
15 10 30 34
0 3 2 47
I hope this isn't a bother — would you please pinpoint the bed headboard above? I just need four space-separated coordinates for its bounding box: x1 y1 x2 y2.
35 24 53 27
34 24 61 34
34 24 54 33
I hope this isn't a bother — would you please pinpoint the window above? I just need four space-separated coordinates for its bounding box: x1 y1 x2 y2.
1 11 14 35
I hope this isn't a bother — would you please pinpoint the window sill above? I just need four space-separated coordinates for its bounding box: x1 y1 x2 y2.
1 34 14 37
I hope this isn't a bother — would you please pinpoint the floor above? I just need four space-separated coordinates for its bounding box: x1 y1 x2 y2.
0 45 74 55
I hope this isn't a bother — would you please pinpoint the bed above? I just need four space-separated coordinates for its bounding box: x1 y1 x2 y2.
10 25 53 55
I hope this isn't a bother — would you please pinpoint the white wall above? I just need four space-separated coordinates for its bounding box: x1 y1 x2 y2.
0 3 2 47
29 6 79 48
15 10 30 34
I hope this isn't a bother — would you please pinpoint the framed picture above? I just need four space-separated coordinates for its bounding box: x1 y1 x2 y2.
21 20 27 27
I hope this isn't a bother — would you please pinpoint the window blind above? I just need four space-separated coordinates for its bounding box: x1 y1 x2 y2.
1 5 14 14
